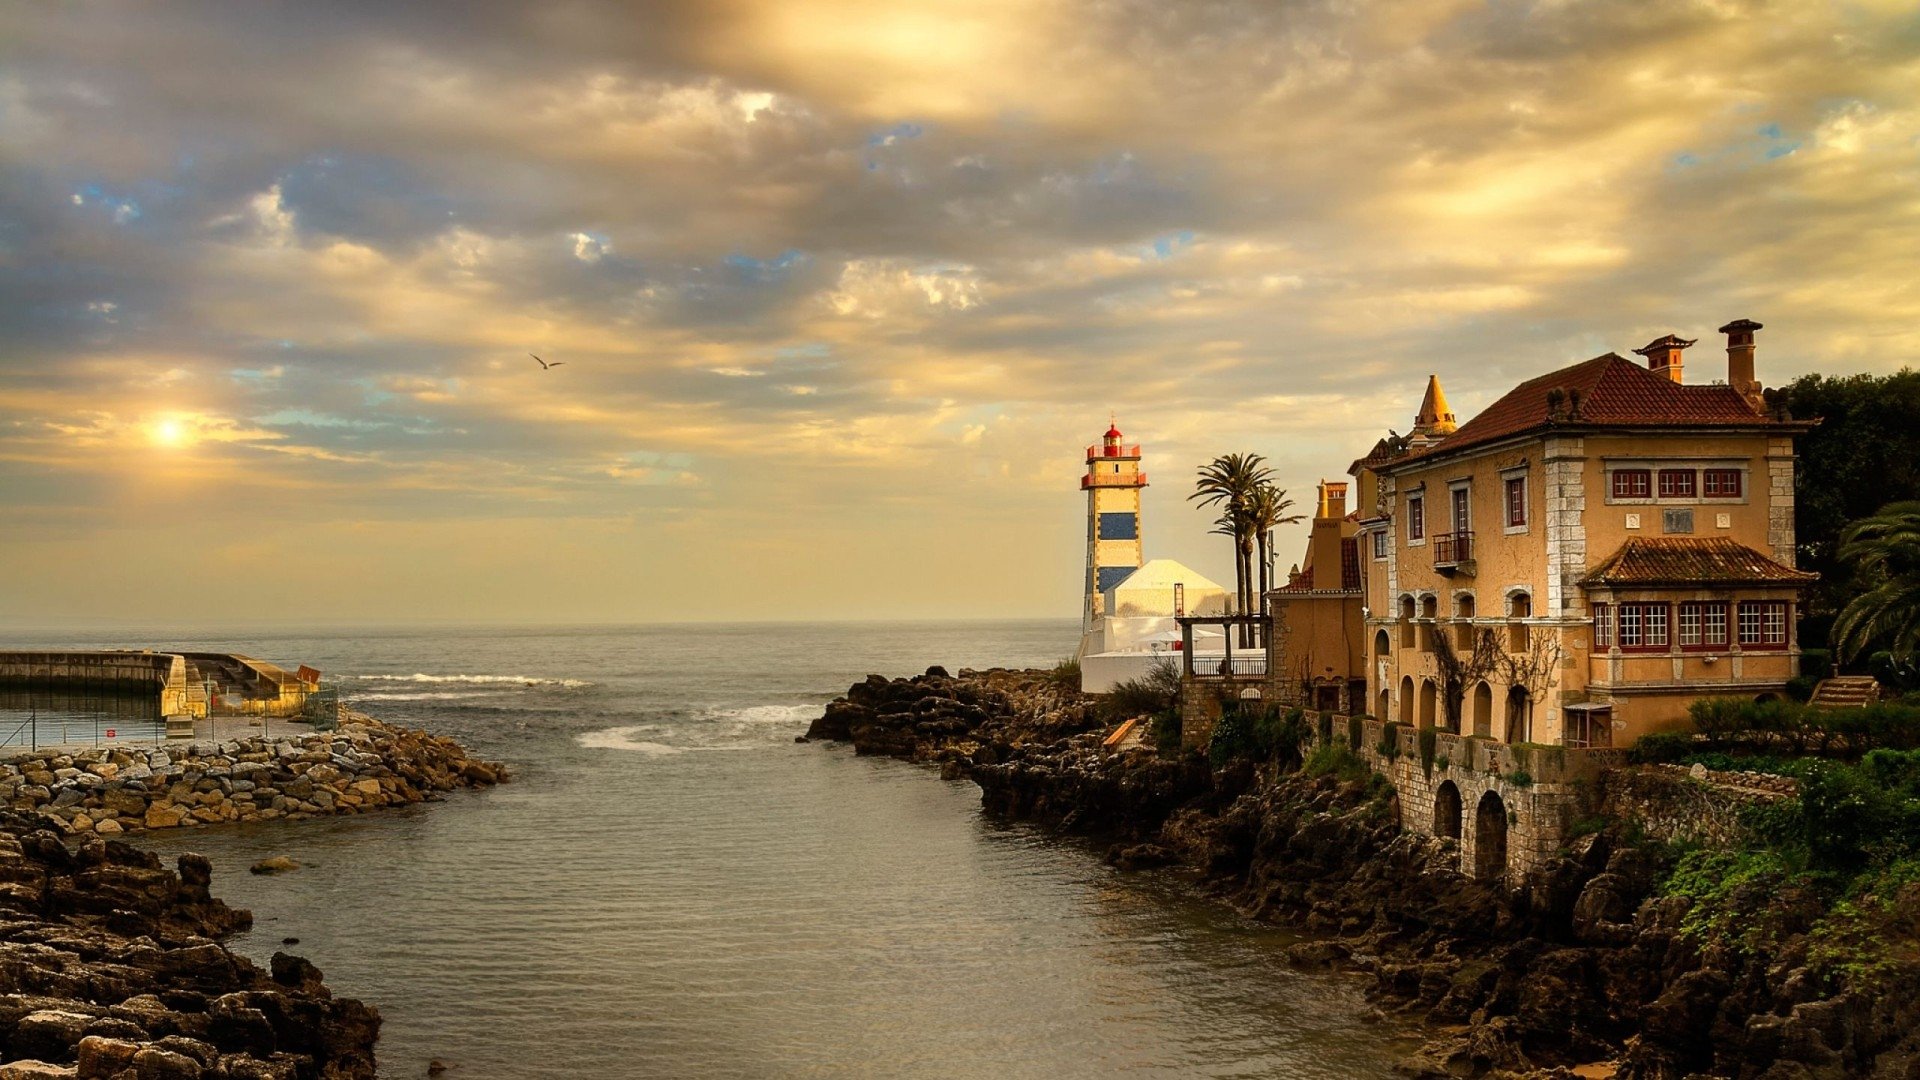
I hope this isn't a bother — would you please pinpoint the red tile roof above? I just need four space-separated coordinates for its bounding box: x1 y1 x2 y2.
1393 353 1781 465
1579 538 1817 587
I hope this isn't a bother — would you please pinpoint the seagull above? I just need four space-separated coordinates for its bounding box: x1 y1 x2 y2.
530 353 565 370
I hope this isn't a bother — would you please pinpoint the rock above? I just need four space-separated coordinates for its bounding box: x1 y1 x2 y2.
427 1062 449 1076
75 1035 141 1078
93 818 123 835
249 856 301 876
144 804 187 829
0 1062 77 1079
128 1047 203 1080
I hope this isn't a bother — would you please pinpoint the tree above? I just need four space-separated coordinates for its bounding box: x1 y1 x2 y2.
1246 483 1305 602
1832 502 1920 666
1773 370 1920 642
1192 454 1273 645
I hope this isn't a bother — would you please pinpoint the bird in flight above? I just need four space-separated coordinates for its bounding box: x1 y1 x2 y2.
530 353 565 370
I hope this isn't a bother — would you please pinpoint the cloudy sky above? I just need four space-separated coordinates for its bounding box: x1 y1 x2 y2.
1 1 1916 625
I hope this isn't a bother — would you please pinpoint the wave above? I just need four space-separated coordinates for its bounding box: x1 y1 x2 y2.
352 674 592 689
354 691 493 702
711 704 818 725
575 725 761 756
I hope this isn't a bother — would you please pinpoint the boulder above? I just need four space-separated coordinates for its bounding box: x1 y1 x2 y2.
248 857 300 876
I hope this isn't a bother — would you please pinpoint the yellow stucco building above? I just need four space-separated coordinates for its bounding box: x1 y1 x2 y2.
1352 319 1816 747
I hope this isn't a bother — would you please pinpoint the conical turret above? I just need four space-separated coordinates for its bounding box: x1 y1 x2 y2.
1413 375 1457 438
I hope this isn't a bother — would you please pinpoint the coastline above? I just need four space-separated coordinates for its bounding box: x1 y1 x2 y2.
1 712 506 838
0 710 505 1078
806 666 1920 1080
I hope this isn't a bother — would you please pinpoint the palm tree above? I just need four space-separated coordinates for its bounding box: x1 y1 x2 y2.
1191 453 1272 645
1833 502 1920 665
1246 483 1305 603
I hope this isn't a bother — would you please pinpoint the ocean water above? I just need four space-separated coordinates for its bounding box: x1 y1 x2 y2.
0 622 1406 1078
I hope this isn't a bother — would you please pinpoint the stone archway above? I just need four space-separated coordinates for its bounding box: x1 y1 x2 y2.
1399 675 1415 724
1377 688 1391 721
1418 679 1438 729
1475 791 1508 881
1472 682 1494 739
1434 780 1462 840
1374 629 1391 658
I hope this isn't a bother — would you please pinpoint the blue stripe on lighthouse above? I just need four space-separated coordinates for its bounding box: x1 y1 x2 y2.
1097 566 1134 593
1098 512 1138 540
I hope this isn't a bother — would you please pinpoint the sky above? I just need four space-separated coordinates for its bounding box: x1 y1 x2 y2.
1 1 1918 625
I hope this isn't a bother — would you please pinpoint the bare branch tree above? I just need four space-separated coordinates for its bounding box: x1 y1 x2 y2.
1430 626 1502 732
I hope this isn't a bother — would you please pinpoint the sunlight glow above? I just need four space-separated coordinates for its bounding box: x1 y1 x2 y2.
149 417 191 448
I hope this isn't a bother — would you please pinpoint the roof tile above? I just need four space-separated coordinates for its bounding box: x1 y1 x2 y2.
1580 537 1817 587
1401 354 1775 463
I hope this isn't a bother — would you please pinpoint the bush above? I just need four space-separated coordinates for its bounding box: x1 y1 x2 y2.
1347 715 1364 752
1632 731 1698 764
1303 740 1371 783
1102 659 1182 721
1048 658 1081 692
1209 705 1308 767
1149 710 1182 755
1801 648 1834 684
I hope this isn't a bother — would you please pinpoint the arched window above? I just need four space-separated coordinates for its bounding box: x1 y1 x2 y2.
1475 792 1508 881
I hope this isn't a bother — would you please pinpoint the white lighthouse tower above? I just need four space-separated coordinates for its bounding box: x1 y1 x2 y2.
1081 422 1147 630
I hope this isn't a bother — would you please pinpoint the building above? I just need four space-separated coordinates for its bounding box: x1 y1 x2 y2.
1355 319 1816 747
1076 423 1231 693
1264 480 1367 713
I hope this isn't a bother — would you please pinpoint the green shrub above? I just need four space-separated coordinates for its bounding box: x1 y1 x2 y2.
1048 657 1082 692
1633 731 1698 764
1506 769 1534 787
1347 715 1364 752
1417 726 1438 775
1102 659 1182 721
1801 648 1834 684
1786 675 1818 703
1303 740 1372 782
1149 710 1182 755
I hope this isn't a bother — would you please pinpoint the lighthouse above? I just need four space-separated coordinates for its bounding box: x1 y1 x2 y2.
1082 422 1147 630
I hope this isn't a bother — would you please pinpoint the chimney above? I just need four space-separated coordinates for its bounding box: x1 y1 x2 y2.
1322 480 1348 520
1719 318 1764 406
1633 333 1696 384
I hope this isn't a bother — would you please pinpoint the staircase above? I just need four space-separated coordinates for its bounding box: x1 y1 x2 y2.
1809 676 1881 709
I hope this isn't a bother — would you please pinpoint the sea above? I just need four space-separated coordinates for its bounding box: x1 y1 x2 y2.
0 621 1408 1078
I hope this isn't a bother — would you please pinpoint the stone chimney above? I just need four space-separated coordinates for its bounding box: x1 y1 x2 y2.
1719 318 1764 407
1323 480 1347 520
1633 333 1695 384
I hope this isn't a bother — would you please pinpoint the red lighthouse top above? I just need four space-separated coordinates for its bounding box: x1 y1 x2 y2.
1104 424 1123 439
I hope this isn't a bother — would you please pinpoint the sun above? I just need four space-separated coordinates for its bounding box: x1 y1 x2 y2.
149 417 190 448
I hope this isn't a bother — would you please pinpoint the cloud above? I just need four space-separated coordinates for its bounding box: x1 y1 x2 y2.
1 0 1918 620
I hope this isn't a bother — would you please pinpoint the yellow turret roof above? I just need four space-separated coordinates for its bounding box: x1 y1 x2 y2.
1414 375 1457 435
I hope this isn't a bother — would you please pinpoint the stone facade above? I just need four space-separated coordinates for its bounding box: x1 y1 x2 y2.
1300 712 1625 881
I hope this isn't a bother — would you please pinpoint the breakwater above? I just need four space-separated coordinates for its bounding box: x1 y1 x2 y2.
807 667 1920 1079
0 713 504 837
0 813 379 1078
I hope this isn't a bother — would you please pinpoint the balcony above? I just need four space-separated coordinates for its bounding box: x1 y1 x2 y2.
1433 530 1474 574
1086 443 1142 460
1082 471 1147 489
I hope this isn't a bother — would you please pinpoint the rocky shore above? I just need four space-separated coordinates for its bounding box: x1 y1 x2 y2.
807 667 1920 1080
0 810 378 1078
1 713 505 838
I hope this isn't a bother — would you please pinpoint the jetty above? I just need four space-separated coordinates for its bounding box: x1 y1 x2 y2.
0 650 323 734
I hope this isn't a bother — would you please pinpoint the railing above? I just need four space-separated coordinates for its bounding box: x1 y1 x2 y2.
1190 656 1269 678
1082 472 1147 489
1434 530 1473 566
1086 444 1142 459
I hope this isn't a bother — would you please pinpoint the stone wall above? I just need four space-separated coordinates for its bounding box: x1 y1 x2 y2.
1599 762 1797 848
1298 712 1623 881
0 714 503 837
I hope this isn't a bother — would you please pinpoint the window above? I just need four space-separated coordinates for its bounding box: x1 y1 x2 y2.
1678 602 1729 649
1658 469 1697 498
1372 529 1388 560
1593 603 1612 648
1408 495 1425 541
1704 469 1743 498
1617 602 1670 650
1739 601 1789 648
1505 476 1527 528
1612 469 1652 499
1451 486 1470 532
